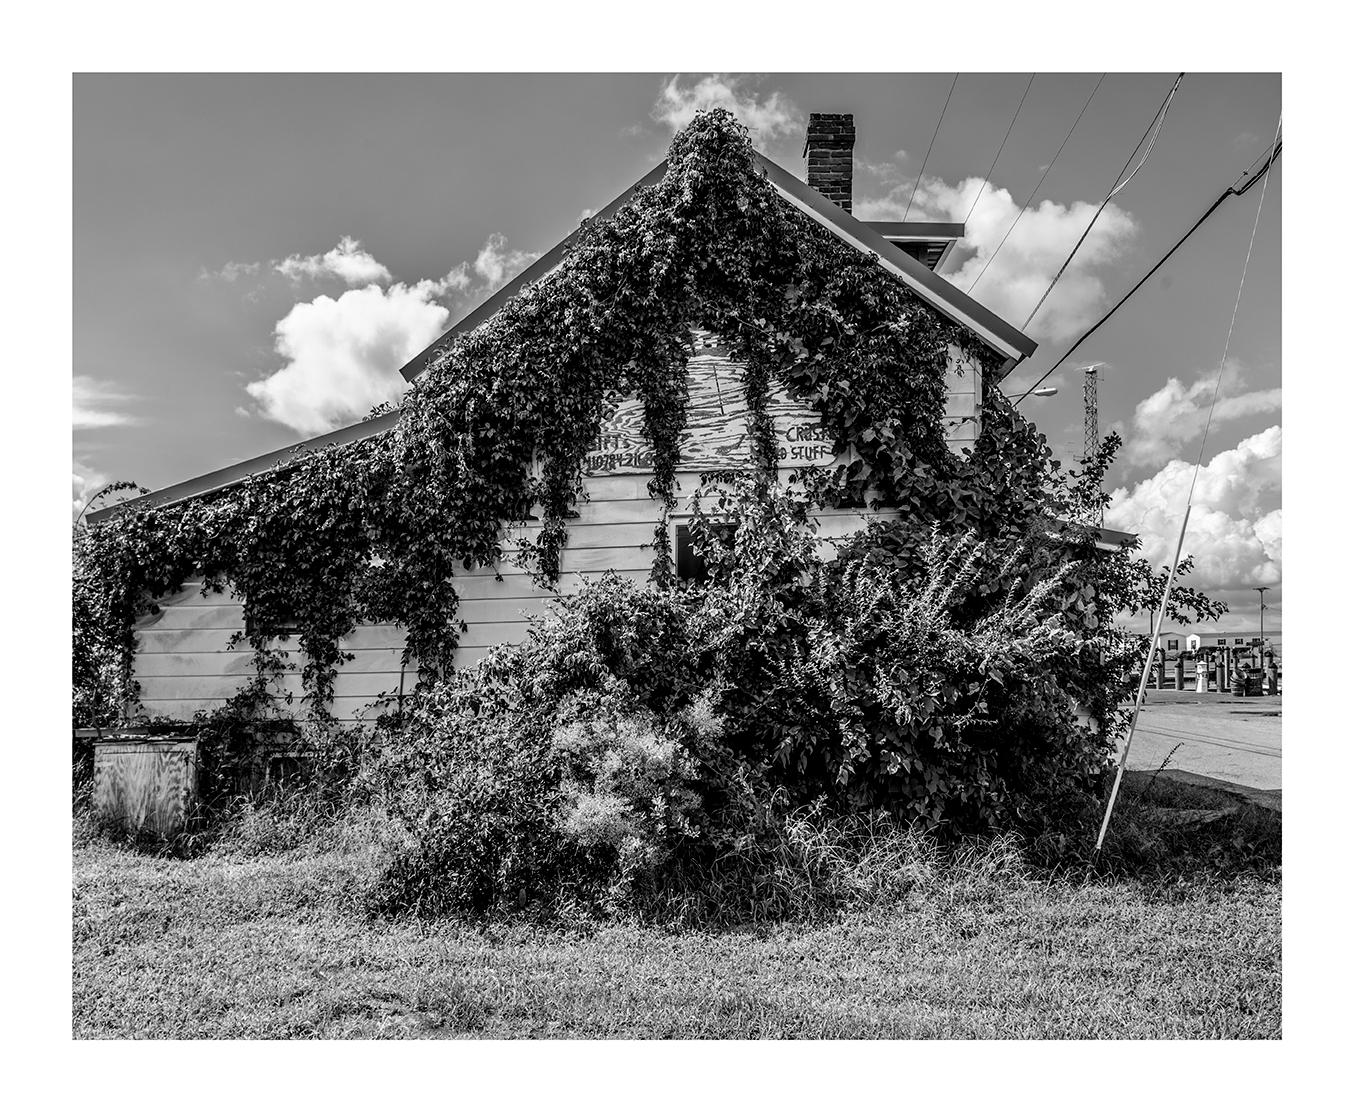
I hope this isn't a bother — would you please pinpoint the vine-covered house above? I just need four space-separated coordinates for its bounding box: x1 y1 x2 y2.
85 111 1041 725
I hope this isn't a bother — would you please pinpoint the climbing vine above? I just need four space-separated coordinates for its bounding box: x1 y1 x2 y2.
75 108 1014 721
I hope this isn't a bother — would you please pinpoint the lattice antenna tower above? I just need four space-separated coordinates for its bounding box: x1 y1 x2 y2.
1081 363 1104 526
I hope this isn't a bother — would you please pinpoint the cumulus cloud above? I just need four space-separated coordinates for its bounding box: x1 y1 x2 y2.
245 284 450 437
275 235 393 286
857 175 1138 342
242 234 539 436
651 74 800 149
1124 360 1281 466
74 376 138 429
1106 425 1281 610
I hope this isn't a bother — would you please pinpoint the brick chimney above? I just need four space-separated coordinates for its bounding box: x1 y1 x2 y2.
803 113 856 213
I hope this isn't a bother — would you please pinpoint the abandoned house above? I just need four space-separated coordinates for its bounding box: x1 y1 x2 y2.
87 111 1041 724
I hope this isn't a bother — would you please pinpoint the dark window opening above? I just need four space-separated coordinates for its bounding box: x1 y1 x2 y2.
674 522 735 585
1167 639 1179 650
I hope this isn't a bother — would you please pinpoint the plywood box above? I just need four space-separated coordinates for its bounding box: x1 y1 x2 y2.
93 736 198 836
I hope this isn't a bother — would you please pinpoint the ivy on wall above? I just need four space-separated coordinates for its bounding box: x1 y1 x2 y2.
75 108 1027 721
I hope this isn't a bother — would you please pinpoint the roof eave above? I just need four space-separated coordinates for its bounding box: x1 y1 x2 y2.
85 411 401 524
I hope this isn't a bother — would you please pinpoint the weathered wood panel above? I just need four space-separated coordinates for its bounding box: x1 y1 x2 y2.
93 737 198 835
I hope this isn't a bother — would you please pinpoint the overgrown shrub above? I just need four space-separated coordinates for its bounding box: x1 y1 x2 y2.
366 476 1158 919
363 597 736 918
683 478 1115 829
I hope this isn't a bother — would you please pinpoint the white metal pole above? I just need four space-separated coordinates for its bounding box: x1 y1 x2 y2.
1095 504 1192 853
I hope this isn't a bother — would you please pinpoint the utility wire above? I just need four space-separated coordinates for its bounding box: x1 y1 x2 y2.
959 73 1036 230
903 74 960 220
1094 111 1282 855
1011 134 1283 407
1020 73 1184 332
967 74 1105 296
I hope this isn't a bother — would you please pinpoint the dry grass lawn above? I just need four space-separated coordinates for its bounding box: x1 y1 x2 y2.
73 817 1280 1039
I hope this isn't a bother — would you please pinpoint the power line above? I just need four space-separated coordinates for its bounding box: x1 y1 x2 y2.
1011 134 1283 407
967 74 1105 296
959 73 1036 230
1095 110 1282 855
903 74 959 220
1020 73 1183 332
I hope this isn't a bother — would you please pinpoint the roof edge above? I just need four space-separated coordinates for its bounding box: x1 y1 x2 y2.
863 221 965 241
754 153 1036 363
85 411 401 524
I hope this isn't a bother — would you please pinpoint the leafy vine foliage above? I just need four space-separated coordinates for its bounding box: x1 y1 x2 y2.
73 109 1003 717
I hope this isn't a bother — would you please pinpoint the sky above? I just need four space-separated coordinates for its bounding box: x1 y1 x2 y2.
72 72 1281 631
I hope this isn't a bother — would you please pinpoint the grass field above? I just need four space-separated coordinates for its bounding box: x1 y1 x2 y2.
72 776 1281 1039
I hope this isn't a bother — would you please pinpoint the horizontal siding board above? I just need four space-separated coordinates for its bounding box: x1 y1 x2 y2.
136 604 245 632
944 392 976 419
500 521 658 551
450 569 646 600
137 697 392 724
134 647 414 677
133 628 242 654
137 672 407 702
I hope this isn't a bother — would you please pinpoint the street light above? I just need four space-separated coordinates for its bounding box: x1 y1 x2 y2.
1254 586 1272 648
1002 386 1059 398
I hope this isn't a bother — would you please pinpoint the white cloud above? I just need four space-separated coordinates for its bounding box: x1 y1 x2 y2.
74 376 138 429
857 175 1138 342
275 235 393 286
651 74 800 149
1106 425 1281 605
245 284 450 437
200 260 262 283
72 460 108 519
242 233 539 436
1124 361 1281 466
469 232 537 291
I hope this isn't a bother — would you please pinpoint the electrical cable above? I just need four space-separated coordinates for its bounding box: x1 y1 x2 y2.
1094 110 1282 854
959 73 1036 230
1011 134 1282 407
1020 74 1183 332
967 74 1105 296
902 74 959 221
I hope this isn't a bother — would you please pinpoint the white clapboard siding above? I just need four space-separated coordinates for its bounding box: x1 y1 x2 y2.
130 390 960 723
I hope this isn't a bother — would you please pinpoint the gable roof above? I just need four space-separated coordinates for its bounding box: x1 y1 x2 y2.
395 152 1034 384
89 149 1035 524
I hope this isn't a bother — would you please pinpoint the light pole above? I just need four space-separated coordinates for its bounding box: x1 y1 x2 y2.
1254 586 1271 648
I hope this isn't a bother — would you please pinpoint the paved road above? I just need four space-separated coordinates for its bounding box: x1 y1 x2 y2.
1121 690 1281 793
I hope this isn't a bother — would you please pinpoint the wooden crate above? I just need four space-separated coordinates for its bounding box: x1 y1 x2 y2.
92 736 198 836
